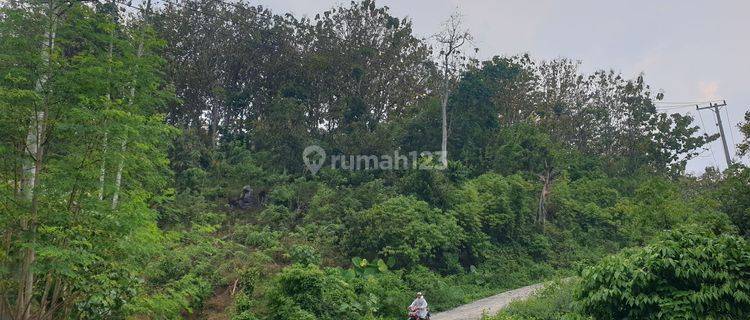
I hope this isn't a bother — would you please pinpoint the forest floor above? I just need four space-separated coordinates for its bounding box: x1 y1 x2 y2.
430 282 546 320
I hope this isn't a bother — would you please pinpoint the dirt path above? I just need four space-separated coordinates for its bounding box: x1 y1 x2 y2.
430 283 545 320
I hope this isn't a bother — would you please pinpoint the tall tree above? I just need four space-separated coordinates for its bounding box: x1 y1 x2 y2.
0 2 174 318
434 12 472 167
737 111 750 157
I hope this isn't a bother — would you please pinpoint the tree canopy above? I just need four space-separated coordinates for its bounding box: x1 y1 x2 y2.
0 1 747 320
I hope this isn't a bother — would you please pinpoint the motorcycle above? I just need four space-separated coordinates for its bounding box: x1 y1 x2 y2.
407 306 430 320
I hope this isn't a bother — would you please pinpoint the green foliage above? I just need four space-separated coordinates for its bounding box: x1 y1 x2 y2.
345 257 391 278
738 112 750 157
238 267 262 296
716 165 750 237
344 196 463 269
577 226 750 319
348 269 411 317
232 292 258 320
492 280 586 320
397 169 455 209
0 2 177 318
0 0 738 319
232 225 282 250
451 173 536 265
448 56 535 171
289 244 322 266
267 265 358 320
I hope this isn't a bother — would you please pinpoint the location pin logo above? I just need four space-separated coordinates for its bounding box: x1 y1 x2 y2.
303 145 326 175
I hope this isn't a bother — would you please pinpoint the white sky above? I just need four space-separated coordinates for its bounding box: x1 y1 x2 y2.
262 0 750 174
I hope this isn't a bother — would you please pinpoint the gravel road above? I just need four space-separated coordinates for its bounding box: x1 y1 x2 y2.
429 283 545 320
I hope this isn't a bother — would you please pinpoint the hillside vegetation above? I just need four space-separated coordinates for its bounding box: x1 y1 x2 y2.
1 1 750 320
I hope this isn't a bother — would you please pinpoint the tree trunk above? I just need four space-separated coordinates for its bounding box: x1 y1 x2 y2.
537 163 552 224
17 110 46 320
441 79 449 168
39 272 52 315
440 55 450 168
98 132 108 201
111 139 126 210
112 0 150 210
99 10 116 201
16 14 56 317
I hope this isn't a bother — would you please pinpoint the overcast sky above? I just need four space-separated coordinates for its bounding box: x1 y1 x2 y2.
263 0 749 174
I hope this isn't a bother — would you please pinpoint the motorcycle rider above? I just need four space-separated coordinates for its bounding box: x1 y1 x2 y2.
408 292 429 320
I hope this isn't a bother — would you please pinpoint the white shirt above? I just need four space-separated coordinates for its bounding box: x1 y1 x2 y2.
410 297 428 318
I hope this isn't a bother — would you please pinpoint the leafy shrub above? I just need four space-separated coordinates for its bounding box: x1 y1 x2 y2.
233 225 281 250
716 165 750 237
577 226 750 319
268 184 296 208
238 267 261 296
344 196 463 268
492 279 585 320
402 266 466 311
289 244 321 266
350 270 411 318
397 169 455 209
259 205 297 229
267 265 357 320
230 292 259 320
128 273 213 319
474 251 556 289
231 311 259 320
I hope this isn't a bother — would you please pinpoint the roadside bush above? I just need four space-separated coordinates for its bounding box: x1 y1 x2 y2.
402 266 465 311
492 279 585 320
577 226 750 319
349 270 411 318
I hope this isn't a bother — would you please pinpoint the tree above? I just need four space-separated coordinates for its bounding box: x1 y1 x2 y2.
448 56 536 170
293 0 433 157
0 2 174 318
738 111 750 157
449 55 715 176
434 11 472 167
0 1 58 318
716 165 750 237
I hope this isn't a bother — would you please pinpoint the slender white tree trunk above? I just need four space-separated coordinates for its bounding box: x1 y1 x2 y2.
99 16 116 201
111 139 126 209
440 54 451 168
111 0 150 210
441 77 449 167
17 111 43 319
17 8 56 319
98 133 108 200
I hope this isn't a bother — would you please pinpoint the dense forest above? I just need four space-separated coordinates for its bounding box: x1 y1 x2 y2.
2 1 750 319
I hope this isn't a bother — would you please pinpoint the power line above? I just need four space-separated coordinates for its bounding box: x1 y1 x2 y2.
724 106 737 147
686 111 714 161
655 99 724 105
119 0 249 15
697 100 731 168
656 104 695 111
655 100 727 111
697 110 720 169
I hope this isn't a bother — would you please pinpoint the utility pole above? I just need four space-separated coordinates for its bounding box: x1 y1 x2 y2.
697 100 732 167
